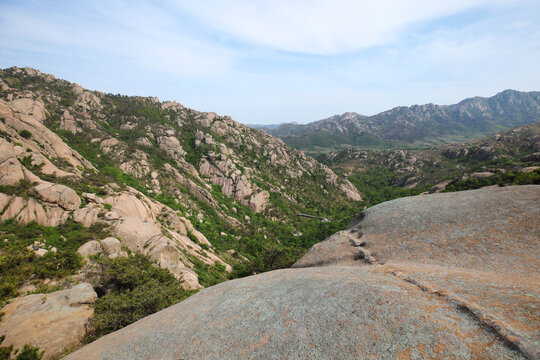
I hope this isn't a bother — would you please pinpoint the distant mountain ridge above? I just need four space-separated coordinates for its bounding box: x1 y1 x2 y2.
265 90 540 153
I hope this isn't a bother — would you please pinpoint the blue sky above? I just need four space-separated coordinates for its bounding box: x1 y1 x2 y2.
1 0 539 124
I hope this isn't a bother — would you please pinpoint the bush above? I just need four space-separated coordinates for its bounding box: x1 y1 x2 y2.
0 337 43 360
18 130 32 139
86 254 196 341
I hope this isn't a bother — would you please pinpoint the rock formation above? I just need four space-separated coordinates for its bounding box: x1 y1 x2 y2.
0 284 97 360
65 185 540 359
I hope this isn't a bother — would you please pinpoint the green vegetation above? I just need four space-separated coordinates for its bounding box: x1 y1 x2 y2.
0 220 110 307
444 169 540 192
0 180 35 200
347 170 427 207
0 338 43 360
17 130 32 139
86 254 196 341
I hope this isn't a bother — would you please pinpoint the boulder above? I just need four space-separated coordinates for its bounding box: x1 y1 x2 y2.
521 152 540 162
0 283 97 360
31 182 81 210
77 240 103 257
248 191 269 213
73 204 101 227
104 193 158 222
60 109 78 134
1 196 26 221
429 180 450 193
10 97 46 123
114 216 162 251
470 171 495 179
82 192 104 204
339 179 362 201
100 237 122 255
158 135 185 161
519 166 540 173
15 197 47 225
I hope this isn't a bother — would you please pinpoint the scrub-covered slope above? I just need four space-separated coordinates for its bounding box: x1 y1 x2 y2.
66 185 540 360
266 90 540 153
0 66 362 289
0 66 362 358
321 122 540 200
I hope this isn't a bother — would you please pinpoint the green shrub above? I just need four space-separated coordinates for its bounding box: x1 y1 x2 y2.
18 130 32 139
13 345 43 360
0 180 35 200
86 254 196 342
0 220 110 307
0 337 43 360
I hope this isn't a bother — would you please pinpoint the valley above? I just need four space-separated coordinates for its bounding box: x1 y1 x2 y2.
0 67 538 359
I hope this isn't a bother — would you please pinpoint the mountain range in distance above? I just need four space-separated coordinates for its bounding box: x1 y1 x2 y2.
252 90 540 154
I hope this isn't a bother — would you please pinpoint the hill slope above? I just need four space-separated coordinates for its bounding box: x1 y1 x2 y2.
65 185 540 360
320 122 540 203
0 66 364 356
264 90 540 153
0 66 362 286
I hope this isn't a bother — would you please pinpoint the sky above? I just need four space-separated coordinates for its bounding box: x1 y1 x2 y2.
1 0 539 125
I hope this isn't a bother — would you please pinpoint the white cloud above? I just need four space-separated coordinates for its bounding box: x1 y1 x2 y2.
1 0 538 124
0 1 235 78
174 0 517 54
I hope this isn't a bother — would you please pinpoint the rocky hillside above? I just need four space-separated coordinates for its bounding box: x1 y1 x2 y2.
263 90 540 153
64 185 540 360
320 122 540 204
0 67 363 357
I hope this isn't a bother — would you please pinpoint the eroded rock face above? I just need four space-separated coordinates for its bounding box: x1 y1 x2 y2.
0 138 40 185
31 182 81 210
66 186 540 360
293 185 540 358
65 267 528 360
0 97 93 171
0 283 97 360
295 185 540 274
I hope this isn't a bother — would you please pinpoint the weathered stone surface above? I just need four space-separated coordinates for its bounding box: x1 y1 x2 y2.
10 96 46 123
31 182 81 210
104 192 158 222
0 283 97 360
77 240 103 257
429 180 450 193
65 267 528 360
249 190 269 212
0 98 93 171
67 186 539 360
0 138 40 185
294 185 540 357
296 185 539 273
114 216 162 252
15 197 46 225
60 109 78 134
339 179 362 201
1 196 26 220
73 203 101 227
470 171 495 179
158 135 185 161
100 237 122 254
